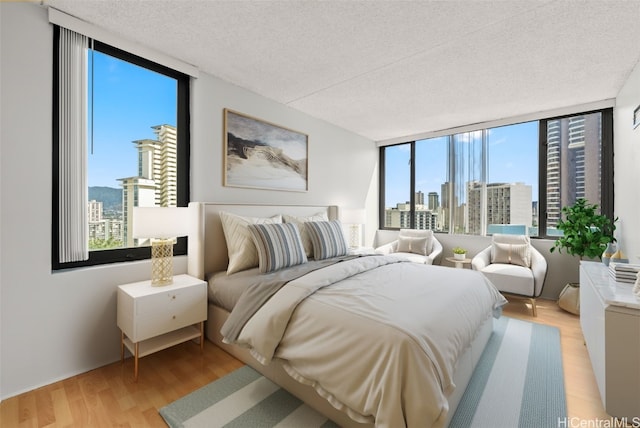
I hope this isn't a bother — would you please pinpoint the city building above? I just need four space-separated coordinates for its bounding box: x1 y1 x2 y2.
119 124 178 246
88 199 124 245
467 182 532 235
384 202 439 230
546 115 601 228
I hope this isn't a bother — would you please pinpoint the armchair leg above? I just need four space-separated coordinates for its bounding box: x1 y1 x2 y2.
530 298 537 317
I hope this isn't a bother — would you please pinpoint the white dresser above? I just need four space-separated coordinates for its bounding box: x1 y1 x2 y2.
117 274 207 380
580 261 640 418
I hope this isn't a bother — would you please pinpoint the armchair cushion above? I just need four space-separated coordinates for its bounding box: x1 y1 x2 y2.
491 234 531 267
397 235 428 255
492 242 531 267
398 229 434 254
481 263 535 296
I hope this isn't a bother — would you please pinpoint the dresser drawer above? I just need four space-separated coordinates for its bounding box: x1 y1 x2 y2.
133 284 206 341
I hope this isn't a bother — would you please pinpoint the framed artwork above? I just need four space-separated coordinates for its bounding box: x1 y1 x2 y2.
223 109 308 191
634 105 640 129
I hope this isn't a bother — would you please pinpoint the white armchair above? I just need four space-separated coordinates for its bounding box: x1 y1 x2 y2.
375 229 443 265
472 234 547 316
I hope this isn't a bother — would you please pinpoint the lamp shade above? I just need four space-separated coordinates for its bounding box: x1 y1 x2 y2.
132 207 190 239
340 208 366 224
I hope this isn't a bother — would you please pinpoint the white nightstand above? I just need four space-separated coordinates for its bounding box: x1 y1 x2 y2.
117 274 207 380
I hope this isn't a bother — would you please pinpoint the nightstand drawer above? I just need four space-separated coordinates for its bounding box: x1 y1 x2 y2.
135 292 206 340
135 286 204 316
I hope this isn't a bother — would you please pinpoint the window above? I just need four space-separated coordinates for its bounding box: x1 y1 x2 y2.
542 112 611 236
381 143 412 228
379 109 613 238
53 26 190 270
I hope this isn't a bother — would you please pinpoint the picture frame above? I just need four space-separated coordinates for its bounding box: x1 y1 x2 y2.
224 109 308 192
634 105 640 129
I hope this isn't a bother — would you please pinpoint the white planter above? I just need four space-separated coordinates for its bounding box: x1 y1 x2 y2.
454 253 466 260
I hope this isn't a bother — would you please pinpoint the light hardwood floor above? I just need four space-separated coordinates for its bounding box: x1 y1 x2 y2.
1 300 611 427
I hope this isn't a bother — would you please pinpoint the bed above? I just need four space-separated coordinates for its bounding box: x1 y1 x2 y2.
186 202 506 428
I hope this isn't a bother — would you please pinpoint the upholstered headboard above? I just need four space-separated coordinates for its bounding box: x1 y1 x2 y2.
187 202 339 279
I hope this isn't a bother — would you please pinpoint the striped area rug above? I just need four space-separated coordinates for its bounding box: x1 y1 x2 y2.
159 316 566 428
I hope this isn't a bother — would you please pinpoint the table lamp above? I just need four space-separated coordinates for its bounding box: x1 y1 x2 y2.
132 207 189 286
340 208 366 248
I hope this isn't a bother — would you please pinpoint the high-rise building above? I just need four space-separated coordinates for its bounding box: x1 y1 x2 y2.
467 182 532 235
88 200 102 222
546 115 601 228
119 124 178 246
88 199 124 244
427 192 439 211
415 191 424 205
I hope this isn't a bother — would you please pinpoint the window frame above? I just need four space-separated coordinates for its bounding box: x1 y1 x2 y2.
52 26 190 270
379 108 614 238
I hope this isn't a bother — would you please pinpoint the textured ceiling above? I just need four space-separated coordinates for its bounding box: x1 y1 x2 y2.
45 0 640 142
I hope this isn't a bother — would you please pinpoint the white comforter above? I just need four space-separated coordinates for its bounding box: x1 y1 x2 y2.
227 255 506 428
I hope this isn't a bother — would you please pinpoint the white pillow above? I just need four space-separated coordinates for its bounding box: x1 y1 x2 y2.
219 211 282 274
398 229 434 255
282 212 329 257
491 234 531 267
396 236 428 255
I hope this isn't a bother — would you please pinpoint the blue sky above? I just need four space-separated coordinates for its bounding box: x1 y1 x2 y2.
88 51 177 188
384 121 539 207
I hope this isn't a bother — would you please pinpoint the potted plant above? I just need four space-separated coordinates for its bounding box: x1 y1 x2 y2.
452 247 467 260
550 198 617 315
550 198 616 259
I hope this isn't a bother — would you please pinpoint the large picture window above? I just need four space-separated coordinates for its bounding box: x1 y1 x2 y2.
53 26 190 270
380 109 613 238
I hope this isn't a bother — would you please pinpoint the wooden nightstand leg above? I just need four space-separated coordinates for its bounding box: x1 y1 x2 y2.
199 321 204 351
134 342 139 382
120 331 125 363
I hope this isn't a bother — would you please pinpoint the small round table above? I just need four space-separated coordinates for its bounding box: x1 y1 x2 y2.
445 256 472 269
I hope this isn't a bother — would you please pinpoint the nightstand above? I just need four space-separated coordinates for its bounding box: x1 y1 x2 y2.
117 274 207 380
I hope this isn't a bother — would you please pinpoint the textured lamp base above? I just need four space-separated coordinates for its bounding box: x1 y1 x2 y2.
151 239 174 286
348 224 362 248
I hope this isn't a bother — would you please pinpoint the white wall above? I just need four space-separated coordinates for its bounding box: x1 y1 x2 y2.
614 60 640 263
189 74 378 238
0 2 376 400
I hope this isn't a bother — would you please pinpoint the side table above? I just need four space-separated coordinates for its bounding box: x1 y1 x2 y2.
117 274 207 380
445 256 472 269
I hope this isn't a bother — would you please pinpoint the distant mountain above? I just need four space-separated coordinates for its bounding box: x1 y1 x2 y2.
89 186 122 211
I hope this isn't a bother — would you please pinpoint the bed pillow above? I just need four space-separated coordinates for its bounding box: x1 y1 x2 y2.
397 229 434 255
490 234 531 267
219 211 282 274
306 220 349 260
283 212 329 257
248 223 308 273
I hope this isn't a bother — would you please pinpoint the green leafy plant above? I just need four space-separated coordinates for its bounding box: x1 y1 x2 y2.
550 198 617 259
452 247 466 254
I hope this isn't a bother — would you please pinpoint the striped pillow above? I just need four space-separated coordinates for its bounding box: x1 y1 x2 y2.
491 234 531 267
306 220 349 260
491 242 531 267
248 223 308 273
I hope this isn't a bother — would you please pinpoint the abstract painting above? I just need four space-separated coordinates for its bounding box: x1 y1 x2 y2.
224 109 308 191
